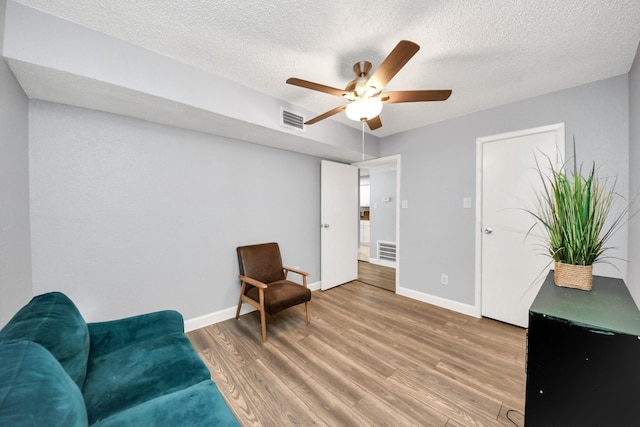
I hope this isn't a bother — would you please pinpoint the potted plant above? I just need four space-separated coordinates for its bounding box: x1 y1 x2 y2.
528 145 630 290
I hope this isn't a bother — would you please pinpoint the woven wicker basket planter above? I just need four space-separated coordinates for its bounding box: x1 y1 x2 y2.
554 261 593 291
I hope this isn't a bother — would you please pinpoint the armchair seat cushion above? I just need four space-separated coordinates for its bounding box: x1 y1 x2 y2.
82 332 212 424
246 280 311 314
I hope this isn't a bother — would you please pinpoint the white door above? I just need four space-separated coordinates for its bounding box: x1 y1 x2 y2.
321 160 358 290
478 124 564 327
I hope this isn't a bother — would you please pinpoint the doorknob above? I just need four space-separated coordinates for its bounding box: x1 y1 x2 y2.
321 224 330 228
484 228 493 234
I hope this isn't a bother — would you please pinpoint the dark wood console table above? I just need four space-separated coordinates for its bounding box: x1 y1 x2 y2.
525 272 640 426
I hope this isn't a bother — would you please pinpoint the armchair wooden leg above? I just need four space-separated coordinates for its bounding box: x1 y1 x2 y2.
259 288 267 343
305 301 310 324
236 282 247 320
260 310 267 343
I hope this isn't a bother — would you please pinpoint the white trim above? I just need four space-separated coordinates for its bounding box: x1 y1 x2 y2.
184 305 254 332
396 286 480 318
369 257 397 268
474 123 565 321
183 280 322 332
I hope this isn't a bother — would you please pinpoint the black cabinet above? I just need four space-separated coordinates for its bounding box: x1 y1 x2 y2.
525 273 640 426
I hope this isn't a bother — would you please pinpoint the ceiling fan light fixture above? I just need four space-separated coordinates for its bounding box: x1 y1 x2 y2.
345 97 383 122
286 41 451 129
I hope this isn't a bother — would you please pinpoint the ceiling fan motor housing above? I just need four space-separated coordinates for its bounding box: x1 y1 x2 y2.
346 61 374 95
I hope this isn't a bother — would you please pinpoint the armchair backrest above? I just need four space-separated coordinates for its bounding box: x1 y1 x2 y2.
237 242 285 284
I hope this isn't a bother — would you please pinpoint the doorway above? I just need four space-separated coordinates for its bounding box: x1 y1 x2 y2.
353 155 400 292
358 169 371 262
475 123 565 327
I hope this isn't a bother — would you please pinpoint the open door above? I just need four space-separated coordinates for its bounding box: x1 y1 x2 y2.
321 160 358 290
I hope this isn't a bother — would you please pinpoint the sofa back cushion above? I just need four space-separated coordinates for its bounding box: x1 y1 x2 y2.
0 340 88 426
0 292 90 388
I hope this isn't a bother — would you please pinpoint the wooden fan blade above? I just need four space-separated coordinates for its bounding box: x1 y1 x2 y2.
286 78 348 97
305 105 347 125
382 90 452 103
366 115 382 130
365 40 420 92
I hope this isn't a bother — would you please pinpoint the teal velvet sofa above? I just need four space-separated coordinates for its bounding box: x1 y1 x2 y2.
0 292 239 426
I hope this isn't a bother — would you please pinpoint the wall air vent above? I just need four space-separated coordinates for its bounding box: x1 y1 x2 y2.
378 241 397 262
280 107 306 132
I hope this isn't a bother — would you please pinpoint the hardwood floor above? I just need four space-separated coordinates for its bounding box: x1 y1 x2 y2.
188 274 527 426
357 260 395 292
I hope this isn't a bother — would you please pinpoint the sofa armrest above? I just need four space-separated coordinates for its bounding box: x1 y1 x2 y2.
88 310 184 358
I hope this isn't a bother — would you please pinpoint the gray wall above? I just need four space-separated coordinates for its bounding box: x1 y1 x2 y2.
0 0 32 327
28 100 320 323
629 42 640 307
382 75 630 306
369 169 397 260
3 1 381 164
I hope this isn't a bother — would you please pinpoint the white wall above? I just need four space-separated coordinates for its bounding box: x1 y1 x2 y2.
0 0 32 327
382 75 630 307
628 42 640 307
3 1 381 163
369 169 397 260
28 101 321 324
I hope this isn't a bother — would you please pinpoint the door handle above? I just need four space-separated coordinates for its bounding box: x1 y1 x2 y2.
484 228 493 234
321 224 330 228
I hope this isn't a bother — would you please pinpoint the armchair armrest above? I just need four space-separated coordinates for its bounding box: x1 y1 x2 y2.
238 275 268 289
283 266 310 277
88 310 184 358
283 266 310 288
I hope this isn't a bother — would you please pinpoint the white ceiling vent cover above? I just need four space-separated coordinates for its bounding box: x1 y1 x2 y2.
280 107 306 132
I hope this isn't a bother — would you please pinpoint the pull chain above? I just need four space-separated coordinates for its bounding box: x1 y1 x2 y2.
361 120 365 160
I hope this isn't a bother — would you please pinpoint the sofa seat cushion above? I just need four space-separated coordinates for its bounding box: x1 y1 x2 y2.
83 332 212 424
91 380 239 427
0 292 89 388
0 340 88 427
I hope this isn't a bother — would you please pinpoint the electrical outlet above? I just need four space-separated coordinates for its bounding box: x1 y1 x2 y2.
441 274 448 286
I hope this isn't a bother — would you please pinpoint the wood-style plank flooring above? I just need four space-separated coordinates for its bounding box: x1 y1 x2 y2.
356 260 396 292
188 266 526 426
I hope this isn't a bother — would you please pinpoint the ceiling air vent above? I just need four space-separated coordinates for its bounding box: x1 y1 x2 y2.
280 107 306 132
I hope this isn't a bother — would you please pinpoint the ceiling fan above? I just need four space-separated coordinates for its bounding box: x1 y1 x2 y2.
286 40 452 131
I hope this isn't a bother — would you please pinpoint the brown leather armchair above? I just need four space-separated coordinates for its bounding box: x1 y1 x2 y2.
235 242 311 342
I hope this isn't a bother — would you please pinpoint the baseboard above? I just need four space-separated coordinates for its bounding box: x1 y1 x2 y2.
396 286 481 318
368 257 397 268
184 280 322 332
307 280 321 292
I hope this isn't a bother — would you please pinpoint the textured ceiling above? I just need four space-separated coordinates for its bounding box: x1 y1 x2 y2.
12 0 640 137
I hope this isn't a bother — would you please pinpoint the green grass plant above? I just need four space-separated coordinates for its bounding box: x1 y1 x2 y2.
529 145 628 266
